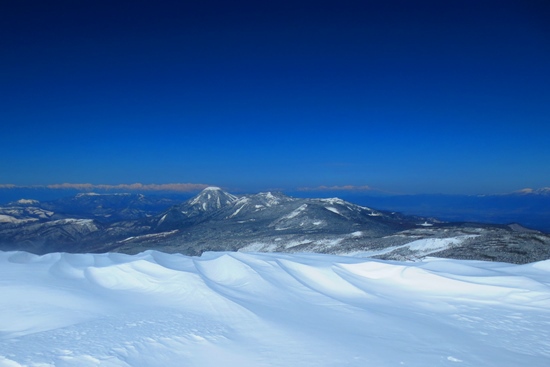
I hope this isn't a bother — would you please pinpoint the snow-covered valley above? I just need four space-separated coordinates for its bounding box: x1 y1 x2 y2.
1 250 549 366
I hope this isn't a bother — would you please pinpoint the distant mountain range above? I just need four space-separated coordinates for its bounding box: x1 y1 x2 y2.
512 187 550 195
1 187 549 264
295 188 550 233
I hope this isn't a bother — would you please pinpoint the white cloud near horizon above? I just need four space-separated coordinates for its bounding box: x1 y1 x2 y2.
0 183 210 192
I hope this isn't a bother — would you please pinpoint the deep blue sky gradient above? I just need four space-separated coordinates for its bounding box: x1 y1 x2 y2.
2 0 549 194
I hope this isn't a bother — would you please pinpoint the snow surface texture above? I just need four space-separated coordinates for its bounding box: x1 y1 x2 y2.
1 251 549 367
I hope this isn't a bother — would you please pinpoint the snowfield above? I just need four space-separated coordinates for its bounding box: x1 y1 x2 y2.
345 235 479 259
1 251 549 367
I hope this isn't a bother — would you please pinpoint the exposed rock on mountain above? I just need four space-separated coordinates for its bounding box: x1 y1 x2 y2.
1 187 550 263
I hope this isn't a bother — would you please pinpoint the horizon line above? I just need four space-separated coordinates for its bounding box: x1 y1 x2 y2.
0 183 549 196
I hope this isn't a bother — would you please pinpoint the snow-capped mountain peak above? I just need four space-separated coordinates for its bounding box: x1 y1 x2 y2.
13 199 40 205
7 198 41 207
189 186 239 211
155 188 241 228
253 191 292 207
202 186 223 192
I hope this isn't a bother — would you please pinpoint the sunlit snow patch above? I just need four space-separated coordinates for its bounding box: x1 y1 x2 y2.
347 235 478 259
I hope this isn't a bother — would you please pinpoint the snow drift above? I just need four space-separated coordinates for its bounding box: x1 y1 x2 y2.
1 250 549 366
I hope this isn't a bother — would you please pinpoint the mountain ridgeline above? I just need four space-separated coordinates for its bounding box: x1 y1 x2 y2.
1 187 550 263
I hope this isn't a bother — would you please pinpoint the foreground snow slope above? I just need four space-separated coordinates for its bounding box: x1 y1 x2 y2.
1 251 549 367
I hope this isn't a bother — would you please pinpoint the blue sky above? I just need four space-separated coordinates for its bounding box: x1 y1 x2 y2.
1 0 549 195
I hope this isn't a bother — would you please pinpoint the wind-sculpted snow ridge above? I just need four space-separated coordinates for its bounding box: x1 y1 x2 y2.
1 251 550 367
